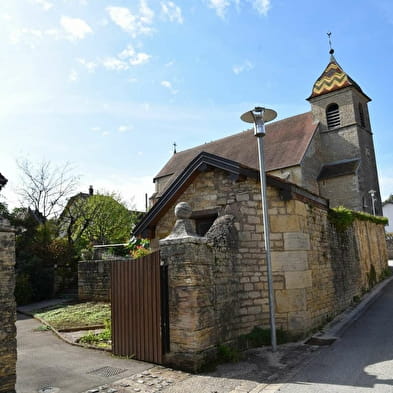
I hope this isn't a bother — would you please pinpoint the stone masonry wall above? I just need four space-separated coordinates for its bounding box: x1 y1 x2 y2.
155 169 274 338
154 168 388 341
160 209 242 371
78 259 113 302
0 218 16 393
160 237 216 371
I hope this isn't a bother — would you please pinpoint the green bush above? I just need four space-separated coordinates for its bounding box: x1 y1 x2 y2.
217 344 240 363
79 318 111 347
240 326 292 348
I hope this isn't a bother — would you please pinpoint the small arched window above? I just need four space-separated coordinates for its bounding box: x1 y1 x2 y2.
358 103 365 128
326 103 340 129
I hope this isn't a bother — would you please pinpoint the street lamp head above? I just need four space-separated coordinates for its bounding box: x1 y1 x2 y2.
240 107 277 137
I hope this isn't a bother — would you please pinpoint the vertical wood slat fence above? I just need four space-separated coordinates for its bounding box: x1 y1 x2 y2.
111 251 165 364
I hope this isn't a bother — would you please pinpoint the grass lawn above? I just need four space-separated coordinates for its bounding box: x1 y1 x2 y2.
33 302 111 330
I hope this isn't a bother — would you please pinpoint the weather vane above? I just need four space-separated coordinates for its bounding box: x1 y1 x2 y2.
327 32 334 55
173 142 177 154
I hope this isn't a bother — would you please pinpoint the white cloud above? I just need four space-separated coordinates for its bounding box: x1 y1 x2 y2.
102 57 130 71
106 2 154 38
165 60 175 67
101 131 110 136
91 126 101 131
118 125 133 133
161 1 183 23
69 69 78 82
206 0 271 18
161 80 178 94
107 7 136 33
130 52 151 65
60 16 93 41
139 0 154 25
232 60 254 74
207 0 230 18
119 45 136 59
119 44 151 66
78 58 97 72
252 0 271 16
32 0 53 11
128 77 138 83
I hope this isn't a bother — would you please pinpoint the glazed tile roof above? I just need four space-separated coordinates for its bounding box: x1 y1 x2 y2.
308 56 370 100
154 112 318 195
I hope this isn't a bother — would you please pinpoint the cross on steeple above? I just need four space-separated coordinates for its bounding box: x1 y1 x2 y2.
327 32 335 58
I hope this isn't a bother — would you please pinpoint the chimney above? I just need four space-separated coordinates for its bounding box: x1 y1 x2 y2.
89 185 94 196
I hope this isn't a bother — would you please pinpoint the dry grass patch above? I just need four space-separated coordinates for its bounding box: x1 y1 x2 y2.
33 302 110 330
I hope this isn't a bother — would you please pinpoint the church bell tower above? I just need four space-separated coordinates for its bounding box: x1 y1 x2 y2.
307 41 382 215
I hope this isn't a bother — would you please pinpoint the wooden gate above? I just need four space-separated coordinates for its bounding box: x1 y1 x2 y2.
111 251 169 363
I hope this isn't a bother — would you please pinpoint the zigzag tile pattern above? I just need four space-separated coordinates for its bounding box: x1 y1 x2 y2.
310 62 352 97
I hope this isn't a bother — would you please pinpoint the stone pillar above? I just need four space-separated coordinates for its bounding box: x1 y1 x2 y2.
0 218 16 393
160 202 216 371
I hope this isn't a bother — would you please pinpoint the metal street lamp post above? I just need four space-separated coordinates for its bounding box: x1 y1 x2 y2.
240 106 277 352
369 189 376 216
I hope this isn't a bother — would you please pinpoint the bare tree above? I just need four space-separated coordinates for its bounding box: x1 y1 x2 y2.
17 159 80 219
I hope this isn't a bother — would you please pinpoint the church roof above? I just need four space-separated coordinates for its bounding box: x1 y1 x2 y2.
154 112 318 196
308 55 370 101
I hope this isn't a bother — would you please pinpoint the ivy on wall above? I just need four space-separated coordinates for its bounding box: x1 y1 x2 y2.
328 206 388 232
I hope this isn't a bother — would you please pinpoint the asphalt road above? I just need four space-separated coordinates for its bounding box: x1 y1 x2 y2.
278 278 393 393
16 313 151 393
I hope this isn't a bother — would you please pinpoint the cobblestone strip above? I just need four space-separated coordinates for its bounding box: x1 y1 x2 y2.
258 383 283 392
227 380 264 393
82 366 191 393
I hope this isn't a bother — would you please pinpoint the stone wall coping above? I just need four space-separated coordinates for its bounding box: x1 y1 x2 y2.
160 235 207 246
78 257 132 263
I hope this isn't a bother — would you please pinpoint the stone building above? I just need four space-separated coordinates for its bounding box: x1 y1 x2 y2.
146 49 382 218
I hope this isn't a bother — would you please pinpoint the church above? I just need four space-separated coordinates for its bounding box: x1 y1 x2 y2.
134 47 382 239
129 48 387 347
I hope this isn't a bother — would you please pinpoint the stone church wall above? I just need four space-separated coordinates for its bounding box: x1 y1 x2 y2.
318 173 360 211
0 218 16 393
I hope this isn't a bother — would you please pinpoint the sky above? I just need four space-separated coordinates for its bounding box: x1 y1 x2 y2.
1 0 393 211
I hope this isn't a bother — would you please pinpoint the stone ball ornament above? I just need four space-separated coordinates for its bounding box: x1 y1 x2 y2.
174 202 192 219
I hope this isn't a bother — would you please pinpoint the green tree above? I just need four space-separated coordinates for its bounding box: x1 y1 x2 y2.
75 193 137 246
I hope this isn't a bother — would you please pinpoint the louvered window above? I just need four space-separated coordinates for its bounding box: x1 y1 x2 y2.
326 103 340 129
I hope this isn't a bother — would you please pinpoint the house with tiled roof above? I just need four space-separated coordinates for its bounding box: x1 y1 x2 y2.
135 50 382 240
